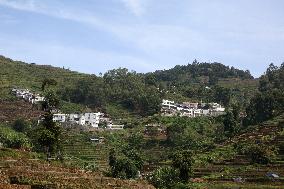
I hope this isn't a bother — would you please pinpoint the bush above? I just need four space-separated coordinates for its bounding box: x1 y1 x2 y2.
147 166 179 189
110 157 138 179
0 125 31 149
12 119 30 133
240 142 277 164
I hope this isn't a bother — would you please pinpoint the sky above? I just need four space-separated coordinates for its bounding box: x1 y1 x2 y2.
0 0 284 77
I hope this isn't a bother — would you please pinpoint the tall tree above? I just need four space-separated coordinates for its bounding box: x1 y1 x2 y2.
171 150 194 183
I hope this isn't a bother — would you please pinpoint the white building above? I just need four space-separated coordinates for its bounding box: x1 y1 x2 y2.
201 109 210 116
53 114 67 122
193 109 202 117
162 99 176 109
69 114 86 125
84 112 102 128
32 95 45 104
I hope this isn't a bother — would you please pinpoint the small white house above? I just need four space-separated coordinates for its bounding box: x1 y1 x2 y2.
85 112 102 128
69 114 85 125
193 109 202 117
32 95 45 104
162 99 176 109
53 114 67 122
201 109 210 116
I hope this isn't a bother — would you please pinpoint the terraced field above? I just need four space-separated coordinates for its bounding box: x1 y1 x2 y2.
61 131 110 172
192 114 284 188
0 148 154 189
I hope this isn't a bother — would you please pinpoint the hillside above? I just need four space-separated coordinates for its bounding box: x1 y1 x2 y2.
147 61 258 104
0 55 258 117
0 55 90 99
192 114 284 188
0 148 154 189
150 61 254 84
0 100 43 123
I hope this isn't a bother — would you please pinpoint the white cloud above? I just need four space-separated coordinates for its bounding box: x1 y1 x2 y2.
121 0 145 16
0 0 37 12
0 0 105 28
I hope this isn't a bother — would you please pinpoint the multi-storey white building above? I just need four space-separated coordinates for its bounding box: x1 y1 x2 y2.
53 114 67 123
84 112 102 128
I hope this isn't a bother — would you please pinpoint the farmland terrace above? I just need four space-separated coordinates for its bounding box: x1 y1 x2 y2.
0 148 154 189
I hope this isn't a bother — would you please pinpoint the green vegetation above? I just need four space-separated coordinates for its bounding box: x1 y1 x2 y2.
245 63 284 126
0 124 31 149
1 55 284 188
0 56 258 117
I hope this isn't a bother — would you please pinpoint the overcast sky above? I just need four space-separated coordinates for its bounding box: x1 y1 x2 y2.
0 0 283 77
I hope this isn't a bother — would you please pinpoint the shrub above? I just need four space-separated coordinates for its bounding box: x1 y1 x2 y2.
241 142 277 164
12 119 30 133
110 157 138 179
0 125 31 149
147 166 179 189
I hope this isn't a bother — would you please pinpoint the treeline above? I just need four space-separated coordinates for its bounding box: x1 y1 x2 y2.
245 63 284 125
0 55 258 116
57 62 256 115
59 68 161 116
148 60 253 85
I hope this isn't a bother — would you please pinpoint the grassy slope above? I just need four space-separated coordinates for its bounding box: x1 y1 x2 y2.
0 55 89 99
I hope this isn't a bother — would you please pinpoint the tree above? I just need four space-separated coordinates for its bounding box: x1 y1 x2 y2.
108 145 144 179
245 63 284 126
110 157 138 179
166 118 187 146
223 111 237 137
38 89 62 161
213 86 231 107
41 78 57 91
109 148 117 167
171 150 194 182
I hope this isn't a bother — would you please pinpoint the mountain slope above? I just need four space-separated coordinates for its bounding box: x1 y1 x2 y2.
0 55 259 116
0 55 91 99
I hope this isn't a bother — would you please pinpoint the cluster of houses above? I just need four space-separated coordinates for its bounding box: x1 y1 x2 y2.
161 99 225 117
53 112 124 130
11 88 45 104
11 88 124 130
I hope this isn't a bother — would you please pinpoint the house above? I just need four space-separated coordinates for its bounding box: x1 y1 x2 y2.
193 109 202 117
32 95 45 104
162 99 176 109
84 112 102 128
180 108 194 117
90 137 105 143
69 114 85 125
53 114 67 123
201 109 210 116
266 173 280 179
183 102 198 109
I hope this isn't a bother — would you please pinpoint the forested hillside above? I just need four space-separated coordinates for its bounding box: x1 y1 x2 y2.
149 60 253 84
0 55 258 117
1 55 284 188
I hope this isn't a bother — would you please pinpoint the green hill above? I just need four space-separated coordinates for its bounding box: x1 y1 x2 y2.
0 55 258 116
0 55 90 99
